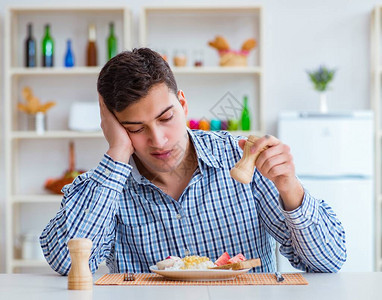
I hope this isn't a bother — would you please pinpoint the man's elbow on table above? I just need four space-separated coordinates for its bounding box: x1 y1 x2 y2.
308 243 347 273
40 237 71 275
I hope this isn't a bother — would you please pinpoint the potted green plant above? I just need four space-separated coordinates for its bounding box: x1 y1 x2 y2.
307 65 336 113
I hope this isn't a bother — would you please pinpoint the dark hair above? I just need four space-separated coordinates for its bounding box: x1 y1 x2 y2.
97 48 178 112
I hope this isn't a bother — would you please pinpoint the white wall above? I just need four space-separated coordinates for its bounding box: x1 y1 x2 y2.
0 0 379 273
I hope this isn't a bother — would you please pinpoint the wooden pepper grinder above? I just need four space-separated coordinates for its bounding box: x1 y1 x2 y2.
67 238 93 290
230 135 269 184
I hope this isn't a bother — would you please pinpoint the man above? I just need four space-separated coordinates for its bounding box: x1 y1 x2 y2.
40 48 346 275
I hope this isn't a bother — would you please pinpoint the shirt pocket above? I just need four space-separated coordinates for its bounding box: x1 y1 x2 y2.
117 220 168 271
118 195 157 226
117 199 168 257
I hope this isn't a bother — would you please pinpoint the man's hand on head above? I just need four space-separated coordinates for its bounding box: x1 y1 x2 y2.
99 95 134 164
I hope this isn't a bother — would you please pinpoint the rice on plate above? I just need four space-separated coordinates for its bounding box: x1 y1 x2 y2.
156 255 216 270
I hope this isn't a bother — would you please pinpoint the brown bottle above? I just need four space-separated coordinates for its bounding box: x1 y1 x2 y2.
86 24 97 66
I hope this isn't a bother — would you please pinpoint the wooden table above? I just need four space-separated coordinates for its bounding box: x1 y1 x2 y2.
0 272 381 300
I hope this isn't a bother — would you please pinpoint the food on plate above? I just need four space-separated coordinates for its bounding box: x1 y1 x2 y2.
214 252 246 266
156 255 215 270
156 256 181 270
180 256 216 270
211 258 261 270
155 252 261 271
228 253 246 264
211 252 261 270
214 252 231 266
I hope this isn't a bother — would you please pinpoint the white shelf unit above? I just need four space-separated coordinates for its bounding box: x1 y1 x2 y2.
4 5 264 274
11 131 105 139
4 6 132 273
140 5 265 135
371 6 382 271
10 66 102 76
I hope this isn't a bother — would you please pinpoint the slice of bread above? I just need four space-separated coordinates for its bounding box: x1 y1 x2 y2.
209 258 261 270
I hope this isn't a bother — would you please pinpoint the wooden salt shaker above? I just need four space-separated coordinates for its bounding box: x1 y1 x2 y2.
230 135 268 184
67 238 93 290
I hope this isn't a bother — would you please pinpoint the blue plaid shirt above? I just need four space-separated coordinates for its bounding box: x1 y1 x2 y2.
40 129 346 275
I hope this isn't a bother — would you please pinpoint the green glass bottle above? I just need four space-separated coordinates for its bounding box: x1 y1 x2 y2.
240 95 251 131
42 24 54 67
107 22 117 60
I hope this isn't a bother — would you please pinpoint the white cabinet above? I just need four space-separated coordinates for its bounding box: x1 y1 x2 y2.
277 178 374 272
278 112 373 177
371 6 382 272
4 6 131 273
140 5 265 136
278 111 374 272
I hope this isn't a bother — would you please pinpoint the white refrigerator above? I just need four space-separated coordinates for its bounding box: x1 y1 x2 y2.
277 111 374 272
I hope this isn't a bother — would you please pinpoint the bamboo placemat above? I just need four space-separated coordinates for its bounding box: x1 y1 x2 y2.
95 273 308 286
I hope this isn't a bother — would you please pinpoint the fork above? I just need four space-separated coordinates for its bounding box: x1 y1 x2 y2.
275 272 284 282
124 272 135 281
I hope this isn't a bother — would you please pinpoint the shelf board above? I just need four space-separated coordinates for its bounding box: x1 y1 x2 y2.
10 67 101 77
172 66 262 75
9 130 260 139
144 5 262 13
12 195 63 204
9 66 261 77
11 130 104 139
10 6 127 13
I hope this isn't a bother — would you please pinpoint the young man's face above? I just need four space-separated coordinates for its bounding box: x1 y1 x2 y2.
114 83 190 174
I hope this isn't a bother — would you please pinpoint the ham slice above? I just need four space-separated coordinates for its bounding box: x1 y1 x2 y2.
210 258 261 270
228 253 246 264
214 252 231 266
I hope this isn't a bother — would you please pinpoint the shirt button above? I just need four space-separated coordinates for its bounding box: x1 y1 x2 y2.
84 208 90 214
176 214 182 220
104 169 111 177
184 249 190 256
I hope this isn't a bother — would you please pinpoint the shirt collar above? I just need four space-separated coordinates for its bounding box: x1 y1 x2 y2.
187 128 223 169
128 128 223 184
129 155 145 184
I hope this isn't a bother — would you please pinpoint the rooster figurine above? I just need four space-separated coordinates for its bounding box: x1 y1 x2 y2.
208 36 257 67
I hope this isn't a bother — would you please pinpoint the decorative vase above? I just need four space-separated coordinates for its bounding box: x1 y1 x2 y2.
319 92 328 113
26 112 46 135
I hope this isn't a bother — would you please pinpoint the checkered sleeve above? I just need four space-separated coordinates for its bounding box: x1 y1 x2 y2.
252 171 347 272
279 188 347 272
40 154 132 275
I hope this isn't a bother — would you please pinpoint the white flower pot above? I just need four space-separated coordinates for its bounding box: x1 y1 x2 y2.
319 93 328 113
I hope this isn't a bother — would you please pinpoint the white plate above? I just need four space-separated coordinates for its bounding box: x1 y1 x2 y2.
149 265 250 281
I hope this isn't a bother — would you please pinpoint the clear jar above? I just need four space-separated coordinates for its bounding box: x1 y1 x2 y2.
21 233 45 260
173 49 187 67
193 49 204 67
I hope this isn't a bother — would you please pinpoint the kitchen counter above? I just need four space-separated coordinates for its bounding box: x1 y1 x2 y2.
0 272 381 300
